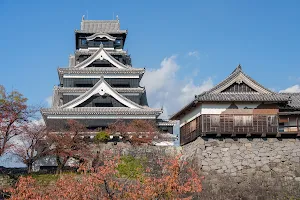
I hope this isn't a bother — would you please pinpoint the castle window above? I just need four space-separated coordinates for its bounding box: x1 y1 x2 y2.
268 115 277 126
114 40 121 47
234 115 253 126
211 115 220 126
94 103 113 107
190 119 197 133
81 39 87 45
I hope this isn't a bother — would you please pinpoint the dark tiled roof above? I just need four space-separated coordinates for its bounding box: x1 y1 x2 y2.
41 107 162 116
75 49 127 56
280 93 300 109
196 93 289 102
58 67 145 75
55 86 145 94
79 20 127 34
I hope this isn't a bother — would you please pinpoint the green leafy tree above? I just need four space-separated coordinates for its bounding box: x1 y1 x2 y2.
116 155 145 179
94 131 110 143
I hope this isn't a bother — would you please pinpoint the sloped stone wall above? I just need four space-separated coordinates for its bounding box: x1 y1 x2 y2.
182 137 300 199
182 137 300 179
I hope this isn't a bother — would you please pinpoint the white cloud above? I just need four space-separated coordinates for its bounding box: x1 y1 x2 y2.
279 85 300 93
141 56 213 119
45 96 52 107
187 51 200 59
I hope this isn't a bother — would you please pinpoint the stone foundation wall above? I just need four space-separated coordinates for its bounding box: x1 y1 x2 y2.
182 137 300 179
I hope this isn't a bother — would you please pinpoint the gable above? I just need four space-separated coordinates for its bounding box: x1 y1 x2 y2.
76 94 126 107
73 45 129 69
221 82 257 93
208 66 273 94
61 77 143 109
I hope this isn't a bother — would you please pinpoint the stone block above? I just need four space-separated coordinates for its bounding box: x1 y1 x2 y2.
206 147 213 151
224 143 232 148
202 160 209 166
291 157 300 163
231 167 237 173
261 165 271 172
230 144 239 150
253 157 261 161
202 166 210 171
272 167 283 173
244 143 252 148
221 148 229 152
256 161 263 167
211 153 218 158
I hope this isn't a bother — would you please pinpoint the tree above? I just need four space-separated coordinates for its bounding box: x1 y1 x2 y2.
108 120 159 145
47 120 90 174
12 124 50 173
0 85 34 156
8 154 203 199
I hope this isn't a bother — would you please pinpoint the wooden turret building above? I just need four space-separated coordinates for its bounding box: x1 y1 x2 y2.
171 65 300 145
41 17 175 134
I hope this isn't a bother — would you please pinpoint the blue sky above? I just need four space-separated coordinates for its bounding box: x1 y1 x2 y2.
1 0 300 116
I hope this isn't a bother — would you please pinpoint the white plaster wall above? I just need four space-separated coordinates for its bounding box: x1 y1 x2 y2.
179 102 262 127
235 103 260 109
180 105 202 127
201 103 231 115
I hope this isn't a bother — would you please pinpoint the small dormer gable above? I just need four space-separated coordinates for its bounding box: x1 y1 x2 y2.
208 64 273 94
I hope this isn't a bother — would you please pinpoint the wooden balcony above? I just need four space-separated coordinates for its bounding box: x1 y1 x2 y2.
201 114 278 135
180 112 300 145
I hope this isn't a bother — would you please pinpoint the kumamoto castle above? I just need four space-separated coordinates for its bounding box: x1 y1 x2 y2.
41 17 175 138
41 17 300 146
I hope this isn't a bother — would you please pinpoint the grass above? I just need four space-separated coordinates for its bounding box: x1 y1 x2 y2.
29 172 77 186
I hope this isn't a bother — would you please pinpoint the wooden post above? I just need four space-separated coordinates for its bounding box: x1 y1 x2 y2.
276 132 281 137
297 117 299 133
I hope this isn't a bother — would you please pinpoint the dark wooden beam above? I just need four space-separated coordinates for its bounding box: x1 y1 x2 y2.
276 132 281 137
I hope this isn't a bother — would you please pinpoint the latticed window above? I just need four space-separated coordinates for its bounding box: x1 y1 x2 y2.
268 115 278 126
211 115 220 126
190 119 197 133
234 115 253 126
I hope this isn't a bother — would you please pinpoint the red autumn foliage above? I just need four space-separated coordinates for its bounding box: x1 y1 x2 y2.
8 154 203 200
46 120 91 174
0 85 35 156
108 120 159 145
12 124 50 173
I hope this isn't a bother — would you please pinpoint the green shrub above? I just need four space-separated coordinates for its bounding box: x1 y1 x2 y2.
94 131 110 143
116 155 145 179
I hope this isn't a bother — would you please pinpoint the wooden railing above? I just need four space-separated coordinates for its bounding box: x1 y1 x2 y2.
180 114 300 145
201 114 278 135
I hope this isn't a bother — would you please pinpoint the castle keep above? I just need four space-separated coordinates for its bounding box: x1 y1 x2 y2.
41 17 174 134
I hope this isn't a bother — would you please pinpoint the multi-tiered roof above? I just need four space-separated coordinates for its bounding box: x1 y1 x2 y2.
41 18 165 129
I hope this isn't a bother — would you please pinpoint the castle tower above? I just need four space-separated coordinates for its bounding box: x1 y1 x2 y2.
41 18 175 134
